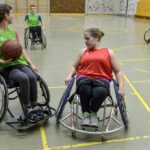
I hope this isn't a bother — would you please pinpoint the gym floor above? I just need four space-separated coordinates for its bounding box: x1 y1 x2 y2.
0 14 150 150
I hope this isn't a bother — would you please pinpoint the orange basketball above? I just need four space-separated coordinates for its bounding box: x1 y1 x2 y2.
1 40 22 60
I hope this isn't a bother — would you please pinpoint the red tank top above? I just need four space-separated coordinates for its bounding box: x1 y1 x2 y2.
76 48 113 80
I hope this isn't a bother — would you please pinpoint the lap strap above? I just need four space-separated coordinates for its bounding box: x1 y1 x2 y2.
76 77 110 94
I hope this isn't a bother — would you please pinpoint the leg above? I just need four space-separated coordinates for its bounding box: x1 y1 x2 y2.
36 26 42 38
36 26 42 42
8 69 30 107
91 86 108 113
4 67 40 123
19 66 37 107
78 84 92 113
90 86 108 127
78 84 92 126
29 26 36 39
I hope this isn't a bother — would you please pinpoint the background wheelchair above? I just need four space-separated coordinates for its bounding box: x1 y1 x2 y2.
144 28 150 44
55 76 128 137
24 27 47 50
0 72 55 130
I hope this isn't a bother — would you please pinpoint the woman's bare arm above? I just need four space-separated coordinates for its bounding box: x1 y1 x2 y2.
109 49 125 98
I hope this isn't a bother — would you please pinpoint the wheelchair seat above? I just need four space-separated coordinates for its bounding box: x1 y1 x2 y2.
55 76 129 137
0 72 55 130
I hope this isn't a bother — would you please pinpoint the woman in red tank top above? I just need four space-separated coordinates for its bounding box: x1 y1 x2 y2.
65 27 125 128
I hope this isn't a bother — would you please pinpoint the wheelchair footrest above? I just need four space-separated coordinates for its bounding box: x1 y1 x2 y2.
5 115 50 130
82 126 98 131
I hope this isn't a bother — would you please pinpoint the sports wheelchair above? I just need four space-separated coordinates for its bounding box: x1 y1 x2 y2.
0 72 55 130
24 27 47 50
56 76 128 137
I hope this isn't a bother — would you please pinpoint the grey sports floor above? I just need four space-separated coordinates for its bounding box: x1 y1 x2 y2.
0 14 150 150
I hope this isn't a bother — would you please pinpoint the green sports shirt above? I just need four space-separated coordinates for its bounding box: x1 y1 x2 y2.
25 13 41 27
0 26 28 69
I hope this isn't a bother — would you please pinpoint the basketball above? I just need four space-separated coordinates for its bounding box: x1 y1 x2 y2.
1 40 22 60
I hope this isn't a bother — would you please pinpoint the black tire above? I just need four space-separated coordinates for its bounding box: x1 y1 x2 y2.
41 31 47 49
24 28 29 49
117 97 129 129
36 75 56 117
144 28 150 44
37 76 50 106
113 80 128 129
0 75 9 123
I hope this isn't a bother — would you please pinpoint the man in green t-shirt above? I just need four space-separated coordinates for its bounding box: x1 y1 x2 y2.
24 4 44 42
0 4 42 123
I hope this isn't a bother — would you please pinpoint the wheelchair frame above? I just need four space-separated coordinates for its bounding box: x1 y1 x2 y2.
0 73 55 130
24 27 47 50
56 76 128 136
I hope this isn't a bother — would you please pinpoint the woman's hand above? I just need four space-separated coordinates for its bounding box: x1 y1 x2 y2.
118 87 125 100
0 59 13 64
30 64 38 72
65 76 72 85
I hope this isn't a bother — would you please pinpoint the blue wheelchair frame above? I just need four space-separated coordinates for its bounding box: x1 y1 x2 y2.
56 76 128 136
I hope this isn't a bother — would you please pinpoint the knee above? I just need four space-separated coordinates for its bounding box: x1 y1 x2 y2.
20 74 29 83
93 88 108 99
78 85 91 97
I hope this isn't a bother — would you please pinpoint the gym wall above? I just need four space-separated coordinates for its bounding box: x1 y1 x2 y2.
50 0 85 13
136 0 150 18
86 0 136 15
5 0 50 13
3 0 137 16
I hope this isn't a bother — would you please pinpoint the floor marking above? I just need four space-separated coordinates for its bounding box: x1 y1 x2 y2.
48 86 66 89
119 58 150 62
124 75 150 113
48 135 150 150
130 92 136 95
48 79 150 90
40 127 51 150
132 80 150 84
69 26 127 34
134 68 150 73
113 45 148 52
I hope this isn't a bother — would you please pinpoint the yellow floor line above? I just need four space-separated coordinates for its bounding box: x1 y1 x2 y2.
40 127 51 150
49 135 150 150
132 80 150 84
124 75 150 113
48 86 66 89
134 68 150 73
113 45 148 52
